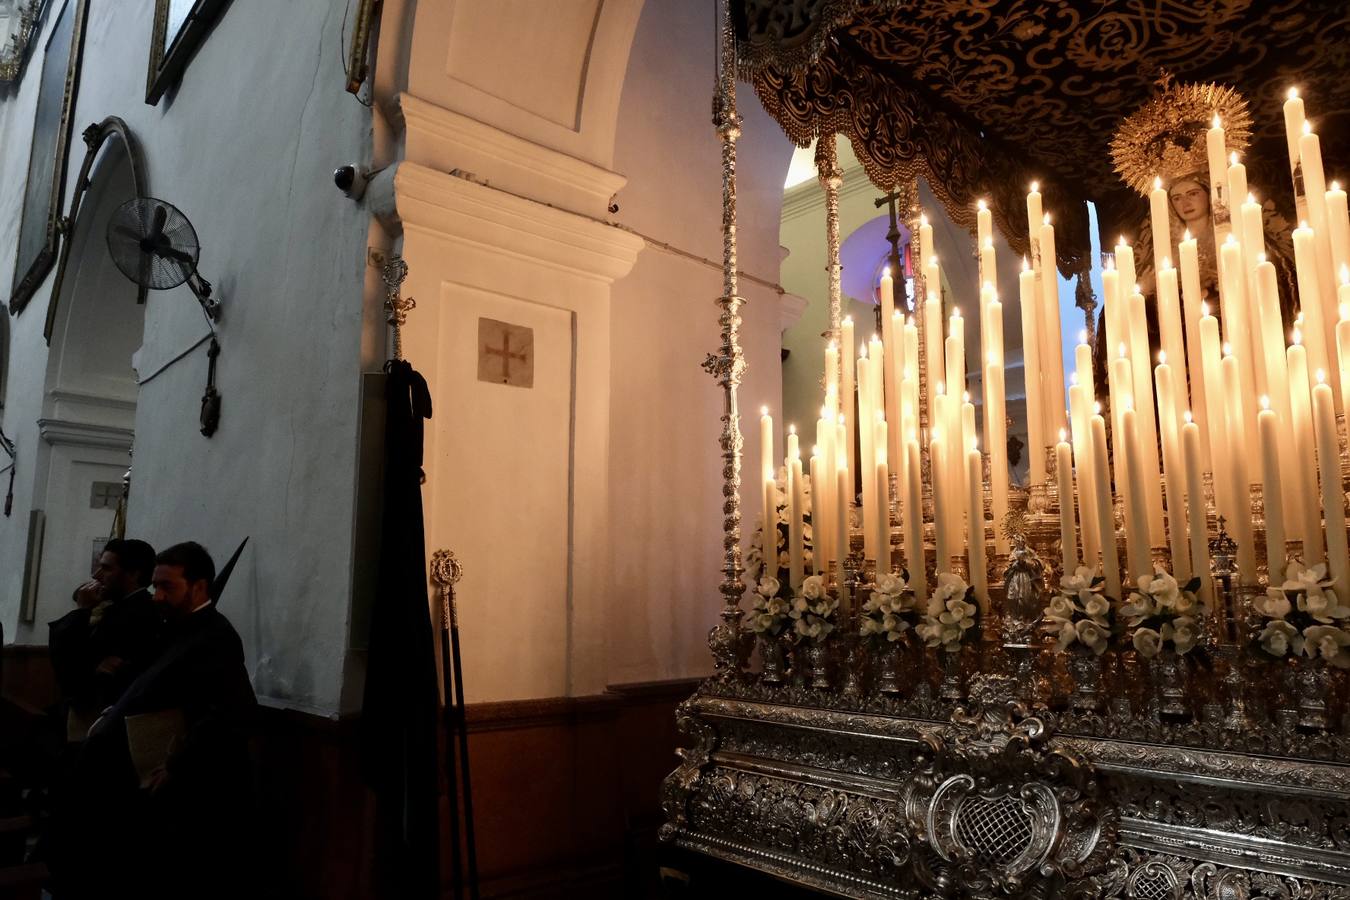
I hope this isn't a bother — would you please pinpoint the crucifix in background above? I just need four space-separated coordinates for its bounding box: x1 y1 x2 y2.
875 188 910 333
477 317 535 388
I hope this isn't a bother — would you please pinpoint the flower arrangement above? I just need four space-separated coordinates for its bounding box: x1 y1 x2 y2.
1253 561 1350 667
748 576 792 637
1120 568 1204 658
1043 566 1115 656
744 465 814 584
789 574 838 643
917 573 980 653
859 571 920 643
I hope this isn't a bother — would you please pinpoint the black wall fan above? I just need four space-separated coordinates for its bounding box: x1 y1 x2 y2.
106 197 224 436
107 197 220 322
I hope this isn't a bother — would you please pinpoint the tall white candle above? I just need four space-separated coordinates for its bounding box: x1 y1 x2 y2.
1337 288 1350 421
824 341 839 409
1301 125 1340 400
1156 260 1188 415
1294 224 1333 391
875 459 891 575
946 309 966 401
931 427 951 572
903 438 926 601
816 408 834 571
919 216 935 274
1257 400 1287 585
986 356 1010 555
1090 411 1121 599
1107 346 1134 520
1154 356 1191 582
1328 182 1350 285
1149 177 1171 270
760 407 776 575
1121 405 1153 582
924 282 943 433
842 316 857 508
1181 415 1212 607
790 450 805 590
1313 373 1350 593
967 442 989 611
1206 115 1231 239
1018 261 1045 482
1126 288 1166 543
1056 433 1078 574
1178 232 1212 468
835 463 850 607
809 449 823 576
1026 182 1044 271
1219 237 1261 451
1039 215 1067 437
858 356 876 562
1254 260 1301 539
1283 88 1306 198
1288 337 1326 566
1069 379 1099 567
1199 308 1230 521
1221 353 1258 583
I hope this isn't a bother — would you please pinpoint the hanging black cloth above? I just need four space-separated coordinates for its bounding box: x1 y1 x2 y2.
360 358 440 898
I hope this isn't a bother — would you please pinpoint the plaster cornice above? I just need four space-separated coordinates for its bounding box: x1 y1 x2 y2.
781 163 877 222
38 418 134 450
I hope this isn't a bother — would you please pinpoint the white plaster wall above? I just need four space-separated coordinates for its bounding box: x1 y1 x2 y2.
604 0 794 684
0 1 372 716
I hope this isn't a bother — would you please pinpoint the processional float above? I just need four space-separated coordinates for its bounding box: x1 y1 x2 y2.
662 3 1350 897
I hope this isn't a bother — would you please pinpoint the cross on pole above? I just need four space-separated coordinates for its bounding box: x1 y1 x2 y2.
875 189 910 326
484 332 527 382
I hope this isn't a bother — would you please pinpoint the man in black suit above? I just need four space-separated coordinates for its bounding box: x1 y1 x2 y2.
48 538 162 740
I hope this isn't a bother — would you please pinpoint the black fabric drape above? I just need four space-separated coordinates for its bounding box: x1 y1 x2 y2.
360 359 439 898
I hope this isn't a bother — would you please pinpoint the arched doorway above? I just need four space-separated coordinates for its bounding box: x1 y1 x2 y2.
29 139 143 627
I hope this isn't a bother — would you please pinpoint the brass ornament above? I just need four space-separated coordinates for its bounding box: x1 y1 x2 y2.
1110 81 1253 196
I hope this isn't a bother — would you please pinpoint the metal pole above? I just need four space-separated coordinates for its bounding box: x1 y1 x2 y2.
431 550 479 898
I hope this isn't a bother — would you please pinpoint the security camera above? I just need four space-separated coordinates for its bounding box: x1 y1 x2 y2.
334 164 370 200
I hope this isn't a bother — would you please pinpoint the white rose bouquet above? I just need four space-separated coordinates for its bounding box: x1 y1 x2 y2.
1120 568 1204 658
860 571 920 643
1043 566 1116 656
1253 561 1350 667
747 576 792 637
744 465 815 584
916 572 980 654
789 574 838 643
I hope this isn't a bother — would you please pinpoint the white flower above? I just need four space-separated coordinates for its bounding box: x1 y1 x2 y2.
1144 568 1180 603
875 572 907 596
1171 590 1198 615
1170 616 1199 655
1046 595 1076 623
751 613 776 633
1054 620 1078 652
1299 589 1350 623
1257 589 1292 619
790 596 808 618
1303 625 1350 667
1284 560 1333 594
1082 594 1111 620
1132 627 1163 658
932 572 968 605
1075 619 1109 655
757 576 781 598
1119 592 1153 621
1259 620 1300 657
801 574 825 600
1060 566 1098 594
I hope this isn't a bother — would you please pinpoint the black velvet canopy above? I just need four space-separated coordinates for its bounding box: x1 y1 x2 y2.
735 0 1350 276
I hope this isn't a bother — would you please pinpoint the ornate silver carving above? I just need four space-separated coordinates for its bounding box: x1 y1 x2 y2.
817 133 844 342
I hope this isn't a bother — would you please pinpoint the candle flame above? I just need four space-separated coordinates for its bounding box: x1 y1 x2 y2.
838 414 846 425
872 333 881 344
1183 229 1192 241
843 315 853 325
828 340 837 350
1230 151 1239 166
1153 175 1162 190
1317 369 1327 384
859 344 867 359
893 309 903 319
952 307 961 318
820 405 828 418
788 424 796 435
1341 264 1349 286
1104 256 1115 271
1212 114 1222 129
1333 181 1342 192
1162 256 1172 270
761 405 769 416
1261 395 1271 410
971 438 979 452
1124 399 1135 413
1247 191 1256 204
977 198 987 211
1043 213 1051 225
1059 428 1067 441
882 265 891 278
1158 350 1167 365
1117 235 1128 247
984 238 993 250
1070 371 1079 386
963 391 971 403
909 431 917 443
1293 327 1303 345
1258 252 1267 264
1184 410 1193 424
1118 343 1127 359
812 445 820 457
936 381 946 396
1079 329 1088 344
1030 181 1039 193
1094 402 1103 415
1201 301 1210 317
1225 233 1237 245
988 352 996 366
1300 220 1310 229
929 255 938 267
1022 256 1030 271
1304 120 1313 135
1288 86 1300 100
1341 302 1350 321
1133 283 1142 295
920 214 929 227
1222 343 1232 357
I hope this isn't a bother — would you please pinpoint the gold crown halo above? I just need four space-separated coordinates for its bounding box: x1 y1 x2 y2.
1110 82 1253 196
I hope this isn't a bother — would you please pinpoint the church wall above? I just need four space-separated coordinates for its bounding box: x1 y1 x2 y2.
603 0 795 685
0 1 374 716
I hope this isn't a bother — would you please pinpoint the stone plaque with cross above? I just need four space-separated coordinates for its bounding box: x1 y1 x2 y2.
477 317 534 388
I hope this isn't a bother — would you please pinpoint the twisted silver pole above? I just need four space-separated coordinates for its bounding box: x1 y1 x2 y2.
701 0 747 676
817 134 843 344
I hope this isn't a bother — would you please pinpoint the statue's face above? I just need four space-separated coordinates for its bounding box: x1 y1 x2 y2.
1168 178 1209 224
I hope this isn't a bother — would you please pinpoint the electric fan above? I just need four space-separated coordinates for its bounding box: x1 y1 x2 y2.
106 197 220 321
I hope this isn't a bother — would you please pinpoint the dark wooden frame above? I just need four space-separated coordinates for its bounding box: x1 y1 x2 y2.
8 0 88 317
145 0 231 105
44 117 150 343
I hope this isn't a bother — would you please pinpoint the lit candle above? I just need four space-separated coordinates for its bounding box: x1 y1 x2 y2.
931 426 950 572
1154 354 1191 582
761 407 776 575
1288 335 1326 565
824 341 839 413
1069 377 1099 567
881 272 901 477
1221 351 1258 583
1206 115 1231 239
1302 123 1342 406
1156 258 1188 416
1312 372 1350 592
1089 410 1121 599
842 316 856 508
1226 153 1248 232
1149 176 1171 270
1018 260 1045 482
1107 345 1134 513
903 438 926 600
875 459 891 575
924 280 943 431
986 354 1010 555
1026 182 1043 270
1328 182 1350 283
1127 288 1166 543
1283 88 1306 197
1293 223 1334 390
1254 260 1301 540
977 199 993 270
947 313 967 526
1121 404 1152 582
1039 214 1067 437
1257 398 1287 585
1056 431 1078 574
1115 238 1137 301
946 308 966 402
961 392 977 509
1220 236 1262 449
1199 307 1230 520
835 462 850 607
919 215 935 274
967 440 988 610
790 441 805 590
1337 287 1350 420
809 447 823 576
1102 257 1122 363
1181 413 1212 606
1178 231 1212 468
858 355 876 561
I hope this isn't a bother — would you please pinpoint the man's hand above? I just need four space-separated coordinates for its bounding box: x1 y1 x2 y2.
145 766 171 795
74 579 106 609
95 656 125 675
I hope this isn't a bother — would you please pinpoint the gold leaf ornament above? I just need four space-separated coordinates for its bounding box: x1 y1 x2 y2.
1110 81 1253 196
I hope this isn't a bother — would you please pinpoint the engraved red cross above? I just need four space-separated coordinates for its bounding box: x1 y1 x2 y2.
484 331 527 381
